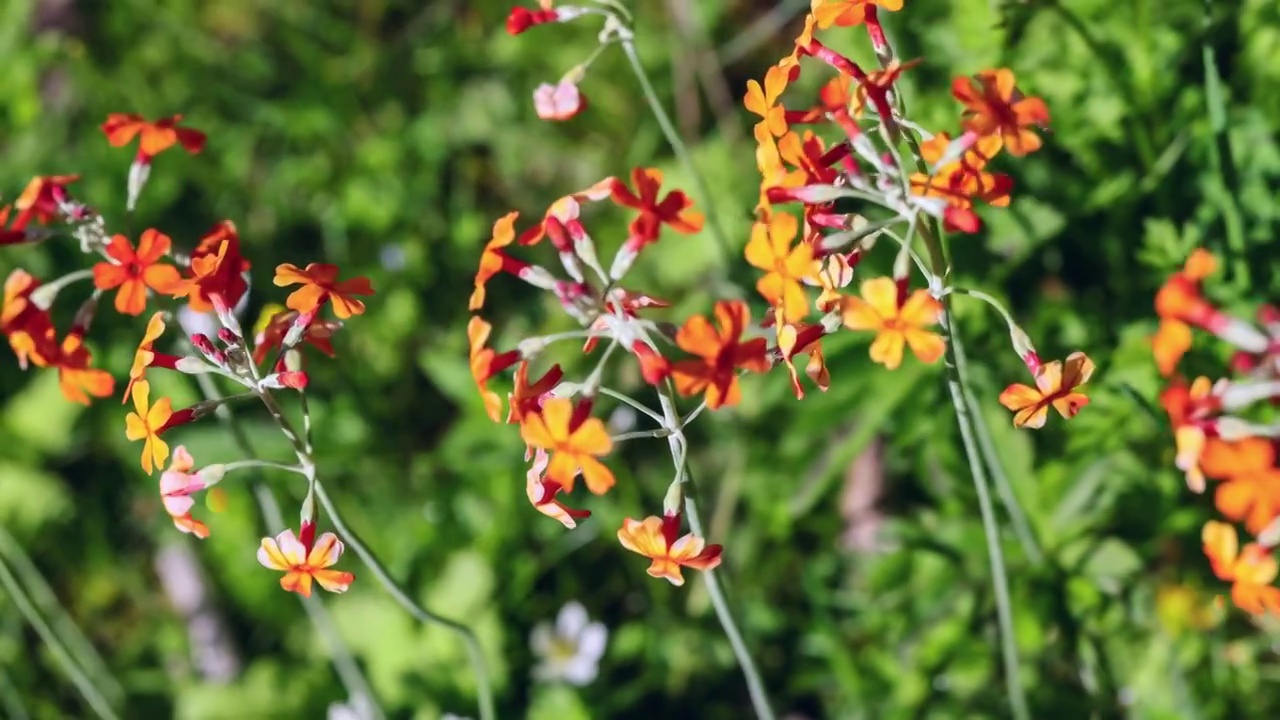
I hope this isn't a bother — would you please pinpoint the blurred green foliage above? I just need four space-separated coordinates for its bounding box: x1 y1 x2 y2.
2 0 1279 718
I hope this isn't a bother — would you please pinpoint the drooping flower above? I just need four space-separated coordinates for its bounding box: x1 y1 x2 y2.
123 312 183 404
952 69 1049 156
159 445 224 539
998 352 1096 429
100 114 207 158
1202 520 1280 615
471 212 521 311
520 397 615 495
125 379 174 474
526 448 590 529
92 230 183 316
670 301 770 409
257 526 355 598
851 58 920 121
530 601 608 685
616 514 723 586
610 167 704 253
840 277 944 370
468 316 520 422
745 211 814 322
533 79 587 121
274 263 374 319
52 333 114 405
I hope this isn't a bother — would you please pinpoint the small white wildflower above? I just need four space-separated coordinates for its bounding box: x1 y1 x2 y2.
531 601 607 686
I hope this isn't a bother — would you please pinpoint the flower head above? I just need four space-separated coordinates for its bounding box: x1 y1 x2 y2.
531 601 608 685
471 212 521 311
520 397 614 495
1202 521 1280 615
534 79 587 121
252 306 339 366
508 362 564 426
745 212 814 322
124 312 183 405
158 446 223 538
610 168 704 254
92 230 183 316
257 526 354 598
125 379 173 474
840 277 944 370
671 301 770 409
174 222 251 313
812 0 903 29
952 69 1049 156
100 113 206 159
617 514 723 586
12 175 80 228
274 263 374 319
998 352 1095 429
745 65 790 137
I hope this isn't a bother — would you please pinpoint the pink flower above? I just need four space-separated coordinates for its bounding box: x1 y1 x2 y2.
533 80 587 121
526 448 591 529
158 446 224 538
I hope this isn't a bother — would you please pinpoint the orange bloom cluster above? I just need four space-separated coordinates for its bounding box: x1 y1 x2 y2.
1153 250 1280 615
469 170 762 584
1 115 372 599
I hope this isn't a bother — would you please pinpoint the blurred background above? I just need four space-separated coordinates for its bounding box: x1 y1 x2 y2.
3 0 1280 717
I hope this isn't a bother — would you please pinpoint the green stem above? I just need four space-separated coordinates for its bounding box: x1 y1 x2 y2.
919 226 1030 720
0 555 118 720
619 34 733 266
193 373 385 720
0 525 122 703
655 389 776 720
254 389 495 720
0 658 28 720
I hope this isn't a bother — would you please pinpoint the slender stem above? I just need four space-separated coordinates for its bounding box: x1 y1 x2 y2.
619 35 733 265
0 555 118 720
0 525 122 704
598 386 666 425
919 226 1030 720
611 429 670 443
221 459 305 475
193 373 384 720
254 389 495 720
655 389 776 720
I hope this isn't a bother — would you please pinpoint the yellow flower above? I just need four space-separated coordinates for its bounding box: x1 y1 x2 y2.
840 277 944 370
125 379 173 474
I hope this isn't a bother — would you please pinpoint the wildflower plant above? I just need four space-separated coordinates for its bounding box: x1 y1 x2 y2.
490 2 1094 718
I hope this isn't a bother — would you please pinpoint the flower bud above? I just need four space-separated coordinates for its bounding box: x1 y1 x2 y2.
210 293 243 338
175 355 217 374
260 371 309 391
197 464 227 486
663 479 684 517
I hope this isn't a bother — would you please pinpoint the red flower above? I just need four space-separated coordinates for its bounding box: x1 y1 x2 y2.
2 269 58 369
252 308 340 366
671 301 770 409
100 114 206 159
274 263 375 319
174 222 251 313
611 168 704 253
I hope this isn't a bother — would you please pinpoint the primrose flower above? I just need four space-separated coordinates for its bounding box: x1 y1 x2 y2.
508 362 565 426
526 448 590 529
252 307 339 366
159 446 224 538
1202 521 1280 615
533 79 587 121
124 312 185 405
468 316 520 422
52 333 114 406
520 397 615 495
1215 460 1280 536
1153 249 1269 376
92 230 183 316
745 211 814 322
257 525 355 598
617 513 723 586
840 277 944 370
125 379 175 474
2 269 58 369
745 64 790 137
11 175 81 228
274 263 374 319
998 352 1095 429
671 300 770 409
174 222 251 313
812 0 903 29
910 132 1011 211
471 212 522 311
531 601 608 685
100 113 206 159
951 69 1049 156
610 167 704 261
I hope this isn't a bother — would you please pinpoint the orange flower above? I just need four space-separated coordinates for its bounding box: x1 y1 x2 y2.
526 448 590 529
100 114 206 158
174 222 251 313
745 65 790 137
670 301 770 409
471 211 520 311
508 361 565 425
2 269 58 369
851 58 920 120
1202 521 1280 615
745 212 813 322
617 514 723 586
1216 463 1280 535
123 312 181 405
52 333 114 406
1151 249 1268 375
468 316 520 422
812 0 903 28
998 352 1095 429
611 168 704 250
92 230 183 316
274 263 374 319
952 69 1049 156
159 446 216 539
1200 437 1274 483
910 132 1011 210
251 306 340 366
125 379 173 474
841 277 944 370
776 313 832 399
257 527 354 598
12 175 80 228
519 397 614 495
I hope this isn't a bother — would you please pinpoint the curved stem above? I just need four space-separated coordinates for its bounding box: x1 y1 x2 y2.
0 555 118 720
919 226 1030 720
619 35 733 266
655 390 776 720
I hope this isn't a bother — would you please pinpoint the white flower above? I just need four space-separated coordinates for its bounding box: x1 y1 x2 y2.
531 601 607 686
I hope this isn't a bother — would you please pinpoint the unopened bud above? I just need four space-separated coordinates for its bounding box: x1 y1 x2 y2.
283 348 303 373
210 293 243 337
197 464 227 486
175 355 217 374
282 311 316 349
662 478 685 516
1010 327 1037 366
517 336 548 359
217 328 240 347
127 157 151 212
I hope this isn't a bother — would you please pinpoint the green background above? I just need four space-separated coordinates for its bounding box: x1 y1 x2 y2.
2 0 1279 717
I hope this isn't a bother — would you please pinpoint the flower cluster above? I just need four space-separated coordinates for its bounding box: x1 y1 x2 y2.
1153 249 1280 615
739 1 1092 427
1 115 372 598
469 169 751 585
